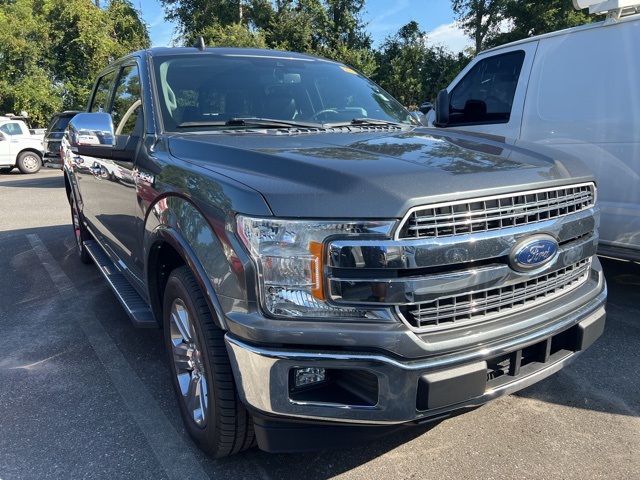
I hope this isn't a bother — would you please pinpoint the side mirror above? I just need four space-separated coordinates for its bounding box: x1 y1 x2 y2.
434 89 450 128
65 112 115 158
0 132 6 141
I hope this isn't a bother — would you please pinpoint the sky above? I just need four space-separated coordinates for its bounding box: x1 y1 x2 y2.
136 0 472 53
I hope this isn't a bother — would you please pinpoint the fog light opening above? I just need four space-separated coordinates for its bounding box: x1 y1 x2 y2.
294 367 326 388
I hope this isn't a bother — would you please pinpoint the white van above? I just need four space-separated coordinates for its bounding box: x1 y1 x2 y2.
431 0 640 261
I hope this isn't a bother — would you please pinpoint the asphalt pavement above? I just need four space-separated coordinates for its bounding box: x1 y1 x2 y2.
0 168 638 479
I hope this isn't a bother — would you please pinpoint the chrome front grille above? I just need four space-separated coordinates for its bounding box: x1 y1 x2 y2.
399 258 592 332
398 183 595 239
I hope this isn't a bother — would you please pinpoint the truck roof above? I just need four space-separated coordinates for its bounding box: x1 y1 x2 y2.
112 45 339 69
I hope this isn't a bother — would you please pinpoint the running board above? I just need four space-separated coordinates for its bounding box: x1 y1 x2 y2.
83 240 159 328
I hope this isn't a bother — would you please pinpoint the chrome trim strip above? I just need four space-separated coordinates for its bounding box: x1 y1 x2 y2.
328 232 598 305
327 207 597 270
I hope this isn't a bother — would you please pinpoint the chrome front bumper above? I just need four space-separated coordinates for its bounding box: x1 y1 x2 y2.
225 287 606 425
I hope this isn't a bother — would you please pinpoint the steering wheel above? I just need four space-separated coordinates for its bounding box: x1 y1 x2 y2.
309 109 339 121
116 99 142 135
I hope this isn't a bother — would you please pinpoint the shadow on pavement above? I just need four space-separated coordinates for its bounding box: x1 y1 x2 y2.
0 169 64 189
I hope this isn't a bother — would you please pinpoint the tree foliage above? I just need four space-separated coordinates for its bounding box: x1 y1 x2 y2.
486 0 595 48
0 0 149 126
374 21 470 107
452 0 597 53
196 23 267 49
161 0 245 41
452 0 507 53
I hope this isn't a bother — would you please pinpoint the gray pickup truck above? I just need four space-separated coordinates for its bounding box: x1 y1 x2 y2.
62 44 607 457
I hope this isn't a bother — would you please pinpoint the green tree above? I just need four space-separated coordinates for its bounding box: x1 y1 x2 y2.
161 0 245 39
0 0 149 126
163 0 373 72
374 21 470 107
323 0 371 50
487 0 595 48
451 0 507 53
250 0 327 53
0 0 62 126
196 22 267 48
375 22 426 106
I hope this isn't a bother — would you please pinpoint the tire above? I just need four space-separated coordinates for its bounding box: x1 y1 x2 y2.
16 151 42 174
70 195 93 264
163 266 255 457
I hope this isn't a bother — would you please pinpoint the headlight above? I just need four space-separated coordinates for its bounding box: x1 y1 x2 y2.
237 216 394 319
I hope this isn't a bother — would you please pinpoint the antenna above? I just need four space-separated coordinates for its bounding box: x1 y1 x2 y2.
194 36 206 51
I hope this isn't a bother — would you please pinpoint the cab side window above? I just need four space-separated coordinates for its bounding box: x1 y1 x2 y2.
90 70 118 113
112 65 143 136
0 122 23 136
449 51 525 126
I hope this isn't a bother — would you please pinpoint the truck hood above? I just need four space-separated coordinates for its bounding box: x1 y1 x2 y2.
167 127 593 218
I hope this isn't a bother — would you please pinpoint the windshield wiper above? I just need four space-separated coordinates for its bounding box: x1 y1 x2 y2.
178 117 319 129
226 117 321 128
324 117 407 128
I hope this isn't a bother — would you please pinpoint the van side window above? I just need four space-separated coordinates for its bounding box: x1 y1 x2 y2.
90 70 118 113
449 51 525 126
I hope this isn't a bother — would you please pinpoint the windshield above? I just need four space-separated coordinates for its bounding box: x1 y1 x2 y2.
153 52 417 131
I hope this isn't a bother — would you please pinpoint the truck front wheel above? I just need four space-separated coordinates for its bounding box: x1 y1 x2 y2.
17 152 42 174
163 266 255 457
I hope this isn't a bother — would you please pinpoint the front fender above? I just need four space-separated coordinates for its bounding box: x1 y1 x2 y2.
145 195 252 330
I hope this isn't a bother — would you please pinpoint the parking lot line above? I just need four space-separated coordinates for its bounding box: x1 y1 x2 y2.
27 233 210 480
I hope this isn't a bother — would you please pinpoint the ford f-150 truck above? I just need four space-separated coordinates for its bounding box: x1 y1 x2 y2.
62 44 607 457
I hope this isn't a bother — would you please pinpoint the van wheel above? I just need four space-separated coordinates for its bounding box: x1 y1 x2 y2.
16 152 42 174
163 266 255 458
70 196 93 264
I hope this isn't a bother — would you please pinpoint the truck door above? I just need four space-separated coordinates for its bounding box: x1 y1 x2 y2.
441 42 538 141
100 64 145 286
0 132 12 166
79 63 146 290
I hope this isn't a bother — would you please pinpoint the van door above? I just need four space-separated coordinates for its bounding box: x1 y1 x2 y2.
441 42 538 140
520 21 640 254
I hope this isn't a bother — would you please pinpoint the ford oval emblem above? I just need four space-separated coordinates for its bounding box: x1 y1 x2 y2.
509 235 558 272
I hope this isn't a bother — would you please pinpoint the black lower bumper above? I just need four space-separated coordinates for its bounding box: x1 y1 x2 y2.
247 311 606 453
